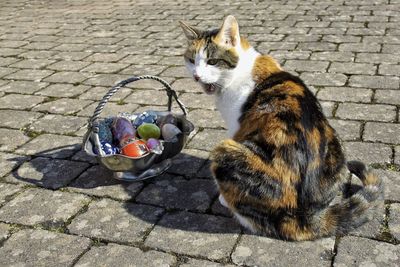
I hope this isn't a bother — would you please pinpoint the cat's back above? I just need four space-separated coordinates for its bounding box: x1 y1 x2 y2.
234 71 328 145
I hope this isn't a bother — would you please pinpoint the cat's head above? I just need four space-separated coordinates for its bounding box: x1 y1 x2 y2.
179 15 252 95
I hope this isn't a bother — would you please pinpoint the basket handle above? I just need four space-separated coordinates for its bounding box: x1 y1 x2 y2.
88 75 188 130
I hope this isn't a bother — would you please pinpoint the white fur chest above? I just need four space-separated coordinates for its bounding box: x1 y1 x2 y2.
216 82 254 137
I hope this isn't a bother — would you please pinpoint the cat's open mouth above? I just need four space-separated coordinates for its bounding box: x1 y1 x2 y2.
202 83 217 95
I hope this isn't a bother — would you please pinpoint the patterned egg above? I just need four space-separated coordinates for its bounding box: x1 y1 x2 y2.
161 123 182 142
121 139 149 158
137 123 161 140
98 120 113 144
93 141 119 155
146 138 164 154
157 114 178 129
133 111 157 127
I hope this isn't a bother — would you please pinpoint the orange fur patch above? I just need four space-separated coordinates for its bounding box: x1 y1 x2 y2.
280 218 315 240
252 55 282 84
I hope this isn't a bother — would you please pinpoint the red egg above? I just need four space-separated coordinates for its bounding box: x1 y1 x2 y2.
121 139 149 158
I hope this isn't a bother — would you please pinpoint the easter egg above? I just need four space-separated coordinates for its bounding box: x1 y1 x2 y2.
162 123 182 142
157 114 178 129
133 111 157 127
93 141 119 155
146 138 164 154
137 123 161 140
98 120 113 144
121 139 149 158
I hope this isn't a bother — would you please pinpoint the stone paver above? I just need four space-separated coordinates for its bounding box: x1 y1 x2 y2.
0 152 28 178
328 119 361 141
15 134 82 158
317 87 372 103
145 211 240 260
0 128 30 151
0 93 45 110
68 165 144 201
0 183 23 205
336 103 396 122
0 223 11 243
167 148 209 177
28 114 87 135
334 236 400 267
389 203 400 241
35 83 90 98
32 98 93 115
0 80 48 94
0 188 90 226
374 169 400 202
5 157 89 189
232 235 335 267
188 129 226 151
75 244 176 267
68 199 164 243
136 176 217 212
0 0 399 266
0 229 91 267
344 142 392 165
364 122 400 144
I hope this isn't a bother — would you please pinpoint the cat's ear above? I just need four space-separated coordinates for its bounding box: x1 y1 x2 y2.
179 21 201 40
216 15 240 47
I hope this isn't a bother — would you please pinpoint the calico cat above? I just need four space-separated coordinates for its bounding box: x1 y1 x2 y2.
180 15 384 241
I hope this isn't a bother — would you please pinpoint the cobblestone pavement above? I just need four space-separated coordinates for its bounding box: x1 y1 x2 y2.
0 0 399 266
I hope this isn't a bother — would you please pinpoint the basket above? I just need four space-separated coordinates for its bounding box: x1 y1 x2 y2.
82 75 194 182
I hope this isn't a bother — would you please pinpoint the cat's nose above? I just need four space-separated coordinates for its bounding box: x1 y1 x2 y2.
194 74 200 82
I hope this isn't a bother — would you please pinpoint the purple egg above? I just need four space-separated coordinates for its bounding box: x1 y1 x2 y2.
146 138 163 154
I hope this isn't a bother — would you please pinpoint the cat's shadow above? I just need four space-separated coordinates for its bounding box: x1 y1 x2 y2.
6 144 242 235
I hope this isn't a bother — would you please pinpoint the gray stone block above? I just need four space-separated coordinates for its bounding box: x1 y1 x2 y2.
0 229 91 267
145 211 240 260
75 244 176 267
349 75 399 89
0 128 30 152
68 199 163 243
0 188 90 226
336 103 396 122
0 93 45 110
15 134 82 158
68 165 144 201
0 110 42 129
5 157 89 189
136 177 217 212
0 152 28 178
317 87 372 103
232 235 335 267
328 119 361 141
0 183 23 205
32 98 93 115
374 89 400 105
28 114 88 135
364 122 400 144
188 129 227 151
334 236 400 267
343 142 392 165
389 203 400 240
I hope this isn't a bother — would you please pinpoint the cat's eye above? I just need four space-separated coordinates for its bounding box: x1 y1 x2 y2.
188 58 195 64
207 59 219 66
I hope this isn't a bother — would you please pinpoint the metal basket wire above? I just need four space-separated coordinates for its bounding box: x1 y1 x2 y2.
82 75 194 181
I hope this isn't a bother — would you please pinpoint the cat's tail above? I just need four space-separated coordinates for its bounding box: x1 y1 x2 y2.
313 160 384 237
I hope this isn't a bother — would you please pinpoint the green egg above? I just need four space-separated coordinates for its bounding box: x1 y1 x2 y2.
137 123 161 140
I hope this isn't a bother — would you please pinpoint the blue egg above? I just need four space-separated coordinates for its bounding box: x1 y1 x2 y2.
133 111 157 127
93 141 119 155
98 119 113 144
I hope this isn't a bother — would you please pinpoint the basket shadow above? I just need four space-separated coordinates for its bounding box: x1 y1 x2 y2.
6 145 243 235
